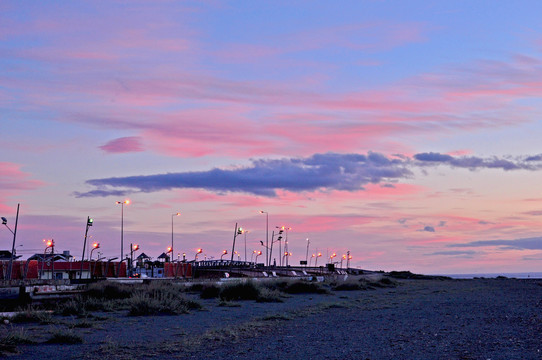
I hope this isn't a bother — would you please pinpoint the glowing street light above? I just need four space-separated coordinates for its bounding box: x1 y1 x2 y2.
255 250 262 263
315 252 322 267
90 242 100 279
195 248 203 261
171 212 180 262
221 250 228 260
309 253 316 267
130 243 139 277
329 253 337 264
116 200 130 267
42 239 55 279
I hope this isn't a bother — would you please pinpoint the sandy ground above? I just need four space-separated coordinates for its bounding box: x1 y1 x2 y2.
4 277 542 360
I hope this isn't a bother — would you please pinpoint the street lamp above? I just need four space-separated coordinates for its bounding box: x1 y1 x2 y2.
116 200 130 267
242 229 249 262
221 250 228 260
171 212 180 262
42 239 54 279
2 203 19 280
315 252 322 267
90 242 100 278
309 253 316 267
341 254 346 269
195 248 202 261
130 244 139 277
255 250 262 263
164 246 171 261
259 211 268 266
329 253 337 264
251 250 257 263
305 238 310 266
80 216 93 280
234 251 241 261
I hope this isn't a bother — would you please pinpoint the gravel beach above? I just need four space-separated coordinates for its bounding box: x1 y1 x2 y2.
4 277 542 360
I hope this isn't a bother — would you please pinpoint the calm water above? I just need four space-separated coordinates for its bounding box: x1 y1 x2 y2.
435 272 542 279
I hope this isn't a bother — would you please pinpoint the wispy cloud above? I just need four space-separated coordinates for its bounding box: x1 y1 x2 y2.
99 136 144 154
449 237 542 250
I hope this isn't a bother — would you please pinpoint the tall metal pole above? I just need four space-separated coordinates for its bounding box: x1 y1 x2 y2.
268 231 275 266
80 216 92 280
244 231 248 262
120 203 124 266
7 203 19 280
230 223 239 271
305 238 310 267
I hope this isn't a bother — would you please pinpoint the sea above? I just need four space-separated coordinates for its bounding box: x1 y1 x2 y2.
433 272 542 279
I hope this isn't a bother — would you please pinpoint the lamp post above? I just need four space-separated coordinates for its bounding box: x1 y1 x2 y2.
171 212 180 263
305 238 310 267
90 242 100 279
259 211 268 266
255 250 262 263
243 230 249 262
2 203 19 280
251 250 257 263
130 244 139 277
347 251 352 269
309 254 316 267
80 216 93 280
42 239 54 280
116 200 130 267
283 227 291 266
195 248 202 261
329 253 337 264
221 250 228 260
315 252 322 267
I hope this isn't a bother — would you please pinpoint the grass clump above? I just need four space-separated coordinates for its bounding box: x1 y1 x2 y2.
282 280 329 294
219 281 260 301
127 282 202 316
46 329 83 344
11 308 55 324
86 281 133 300
200 284 221 299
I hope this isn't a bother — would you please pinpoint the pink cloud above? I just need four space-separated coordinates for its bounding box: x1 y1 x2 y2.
99 137 144 154
0 162 44 191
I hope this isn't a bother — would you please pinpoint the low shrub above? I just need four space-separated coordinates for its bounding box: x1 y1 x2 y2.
332 282 363 291
200 285 221 299
46 329 83 344
86 281 133 300
11 308 54 324
256 288 283 303
282 281 328 294
219 281 260 301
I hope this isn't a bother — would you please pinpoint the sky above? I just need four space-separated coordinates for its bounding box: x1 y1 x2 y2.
2 1 542 275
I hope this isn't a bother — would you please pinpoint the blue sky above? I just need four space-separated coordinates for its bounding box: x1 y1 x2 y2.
2 1 542 274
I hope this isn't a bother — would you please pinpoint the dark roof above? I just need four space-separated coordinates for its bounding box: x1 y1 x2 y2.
136 252 151 260
157 252 170 260
28 253 70 262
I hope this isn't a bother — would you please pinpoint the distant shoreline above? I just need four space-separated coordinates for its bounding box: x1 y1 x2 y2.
431 272 542 279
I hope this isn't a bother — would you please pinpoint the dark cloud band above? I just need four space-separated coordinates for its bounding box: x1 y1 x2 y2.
75 151 542 198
